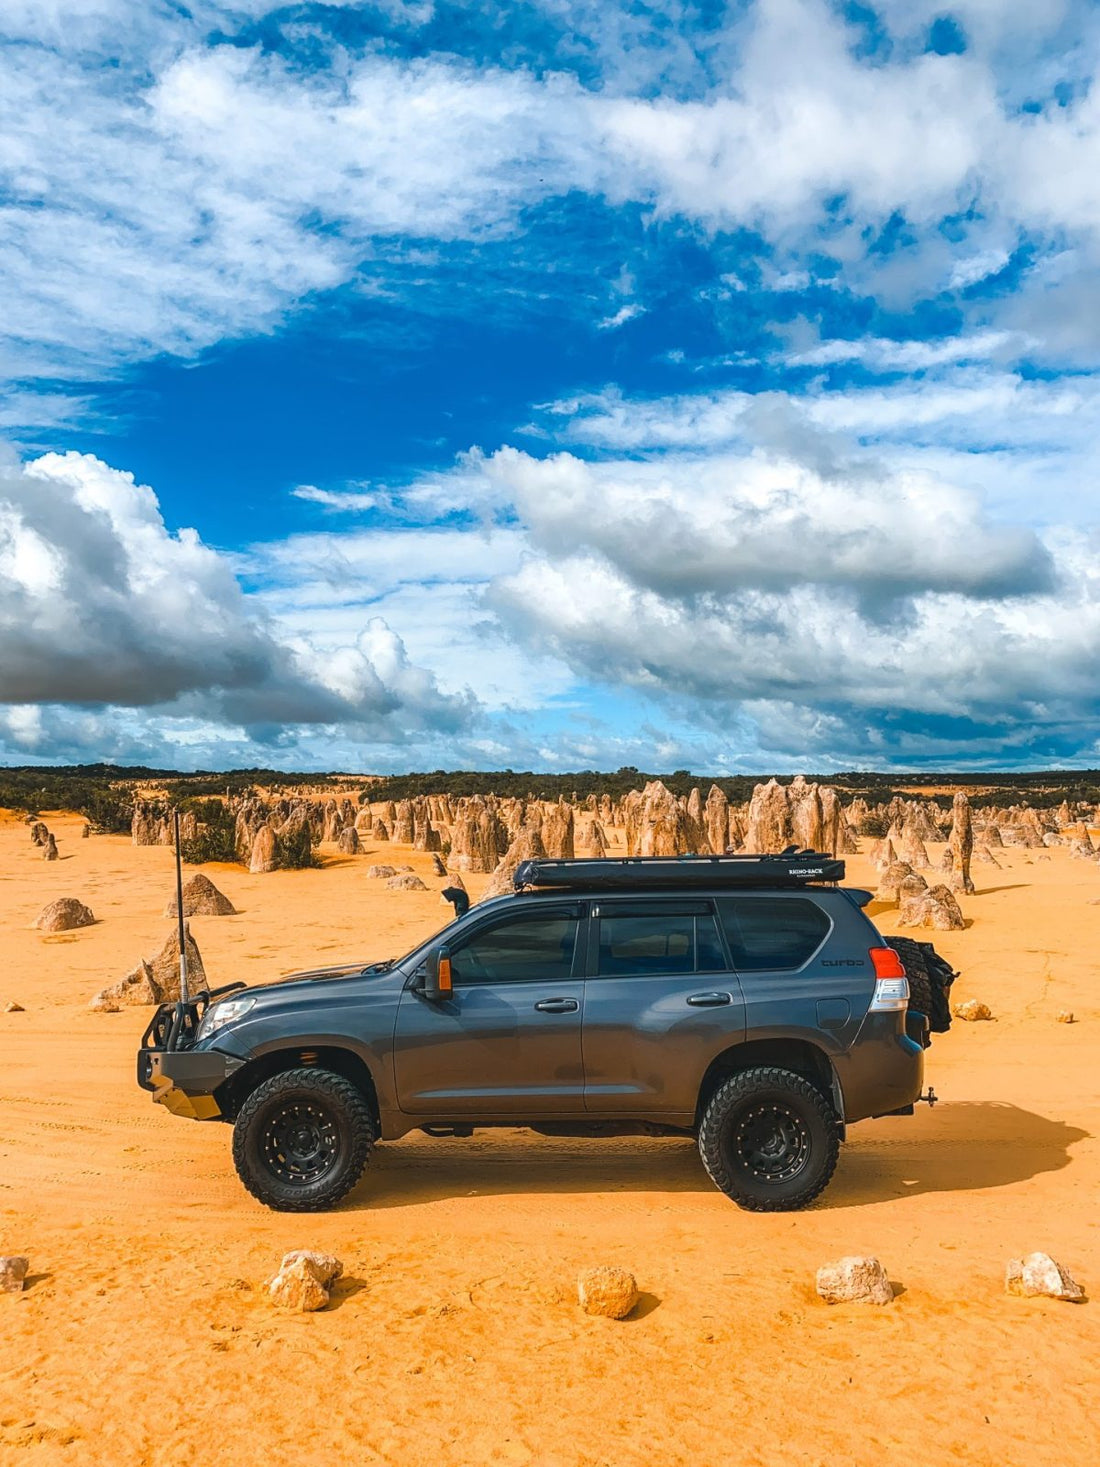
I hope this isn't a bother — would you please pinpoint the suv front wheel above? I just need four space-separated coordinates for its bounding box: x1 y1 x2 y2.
698 1067 840 1212
232 1067 375 1212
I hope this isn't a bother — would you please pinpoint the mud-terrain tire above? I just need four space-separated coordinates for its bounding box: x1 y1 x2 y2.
232 1068 375 1212
698 1067 840 1212
888 936 956 1034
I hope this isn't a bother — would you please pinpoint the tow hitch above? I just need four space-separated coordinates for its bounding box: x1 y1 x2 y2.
917 1086 938 1108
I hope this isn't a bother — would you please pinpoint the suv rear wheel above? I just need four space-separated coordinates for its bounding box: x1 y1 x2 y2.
697 1066 840 1211
232 1067 375 1212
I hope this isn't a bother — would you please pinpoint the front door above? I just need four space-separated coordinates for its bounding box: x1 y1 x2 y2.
393 904 585 1116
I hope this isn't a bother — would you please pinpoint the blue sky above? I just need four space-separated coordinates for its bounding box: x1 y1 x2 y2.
2 0 1100 773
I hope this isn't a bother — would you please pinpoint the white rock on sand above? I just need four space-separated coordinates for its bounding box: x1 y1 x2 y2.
815 1256 893 1305
1005 1253 1085 1302
268 1251 344 1312
955 999 993 1022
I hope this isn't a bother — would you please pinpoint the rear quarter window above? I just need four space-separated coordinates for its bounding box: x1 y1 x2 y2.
716 896 831 971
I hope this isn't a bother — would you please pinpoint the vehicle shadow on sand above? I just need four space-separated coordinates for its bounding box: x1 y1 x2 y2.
348 1102 1088 1211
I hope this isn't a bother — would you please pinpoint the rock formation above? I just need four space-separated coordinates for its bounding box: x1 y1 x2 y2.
337 826 360 855
946 792 975 894
249 824 278 874
483 827 547 900
541 801 575 860
898 883 966 931
91 924 206 1011
164 873 236 918
386 873 429 891
33 898 95 932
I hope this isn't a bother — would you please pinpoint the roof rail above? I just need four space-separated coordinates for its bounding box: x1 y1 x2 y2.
512 850 845 892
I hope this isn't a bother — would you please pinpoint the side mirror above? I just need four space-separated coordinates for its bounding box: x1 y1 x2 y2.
422 944 454 1002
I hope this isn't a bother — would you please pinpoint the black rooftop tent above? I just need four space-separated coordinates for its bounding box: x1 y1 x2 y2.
512 850 845 892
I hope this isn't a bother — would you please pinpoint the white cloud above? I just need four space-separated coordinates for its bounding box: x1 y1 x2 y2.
597 303 645 330
0 448 475 736
5 0 1100 393
291 485 380 512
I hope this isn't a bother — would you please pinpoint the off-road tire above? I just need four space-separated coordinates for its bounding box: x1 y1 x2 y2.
697 1067 840 1212
887 936 956 1034
232 1067 375 1212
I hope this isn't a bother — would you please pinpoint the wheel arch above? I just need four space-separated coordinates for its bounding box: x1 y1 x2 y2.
696 1036 844 1128
215 1043 381 1129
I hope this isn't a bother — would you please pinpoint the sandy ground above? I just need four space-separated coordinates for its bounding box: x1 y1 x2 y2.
2 810 1099 1467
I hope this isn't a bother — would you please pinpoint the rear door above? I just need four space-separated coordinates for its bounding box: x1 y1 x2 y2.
581 900 745 1115
714 893 866 1050
393 903 586 1116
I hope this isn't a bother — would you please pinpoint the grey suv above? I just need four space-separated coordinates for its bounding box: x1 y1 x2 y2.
137 853 954 1212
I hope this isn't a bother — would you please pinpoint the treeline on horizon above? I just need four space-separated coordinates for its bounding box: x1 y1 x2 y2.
3 762 1100 825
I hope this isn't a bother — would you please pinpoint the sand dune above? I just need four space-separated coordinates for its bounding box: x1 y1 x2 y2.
1 809 1098 1466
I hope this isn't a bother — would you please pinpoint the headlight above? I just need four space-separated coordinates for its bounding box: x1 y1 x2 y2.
198 996 256 1039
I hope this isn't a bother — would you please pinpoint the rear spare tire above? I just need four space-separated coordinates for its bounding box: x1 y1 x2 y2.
887 936 956 1034
232 1067 375 1212
697 1066 840 1212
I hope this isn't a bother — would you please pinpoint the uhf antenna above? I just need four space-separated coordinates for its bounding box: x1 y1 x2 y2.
173 808 189 1006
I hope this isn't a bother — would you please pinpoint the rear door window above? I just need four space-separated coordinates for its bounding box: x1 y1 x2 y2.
716 897 830 971
596 911 727 977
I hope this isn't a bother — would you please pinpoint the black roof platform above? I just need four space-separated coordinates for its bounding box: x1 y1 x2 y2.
512 850 845 892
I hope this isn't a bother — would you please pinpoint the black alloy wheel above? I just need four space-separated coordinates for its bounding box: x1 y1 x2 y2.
697 1066 840 1212
232 1067 375 1212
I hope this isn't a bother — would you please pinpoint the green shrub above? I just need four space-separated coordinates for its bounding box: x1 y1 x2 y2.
274 823 320 870
180 798 238 865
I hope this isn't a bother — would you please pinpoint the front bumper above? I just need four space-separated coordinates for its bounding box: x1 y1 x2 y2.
136 991 248 1120
137 1046 244 1119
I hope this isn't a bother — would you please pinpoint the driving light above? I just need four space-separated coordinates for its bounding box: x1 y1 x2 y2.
198 996 255 1038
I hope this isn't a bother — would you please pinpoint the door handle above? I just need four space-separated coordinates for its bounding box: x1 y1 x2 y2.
686 991 733 1007
534 998 579 1013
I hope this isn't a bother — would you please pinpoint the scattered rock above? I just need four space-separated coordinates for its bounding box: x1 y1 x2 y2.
1005 1252 1085 1302
429 852 447 876
43 833 59 861
4 1001 25 1013
955 998 993 1021
81 824 91 839
30 821 49 846
336 827 360 855
366 864 398 879
33 898 95 932
1056 1009 1076 1024
268 1251 343 1312
0 1257 29 1294
91 924 206 1010
898 883 966 931
386 873 429 892
815 1256 893 1306
577 1266 639 1319
164 873 236 918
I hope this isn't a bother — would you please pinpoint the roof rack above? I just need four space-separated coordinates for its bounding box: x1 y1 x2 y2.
512 850 845 893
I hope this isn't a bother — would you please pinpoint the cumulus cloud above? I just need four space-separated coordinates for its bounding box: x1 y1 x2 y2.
0 448 475 736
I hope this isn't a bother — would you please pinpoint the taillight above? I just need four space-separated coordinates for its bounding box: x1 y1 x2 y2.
870 947 906 979
868 947 908 1011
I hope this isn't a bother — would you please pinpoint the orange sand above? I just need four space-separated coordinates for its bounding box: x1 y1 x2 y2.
2 810 1098 1466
